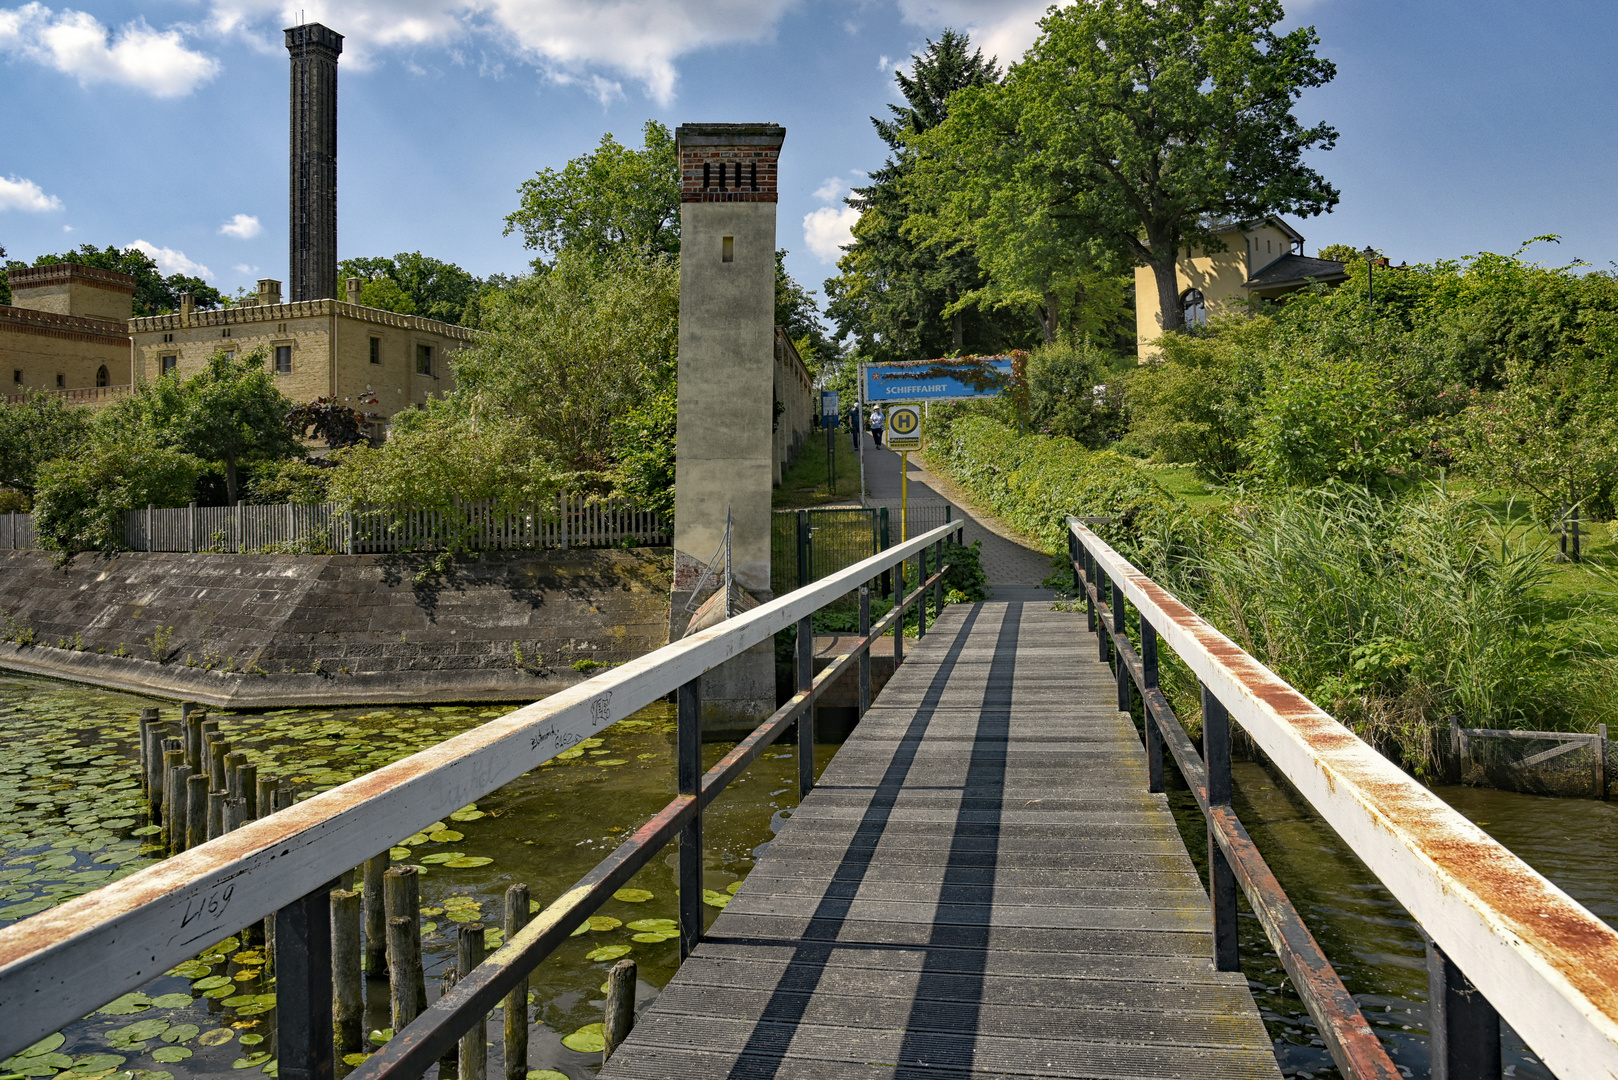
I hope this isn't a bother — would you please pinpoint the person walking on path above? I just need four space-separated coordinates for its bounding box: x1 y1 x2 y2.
849 404 862 451
869 404 884 446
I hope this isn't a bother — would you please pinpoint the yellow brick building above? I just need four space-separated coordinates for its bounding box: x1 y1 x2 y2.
1134 217 1346 360
1 264 135 403
129 278 473 427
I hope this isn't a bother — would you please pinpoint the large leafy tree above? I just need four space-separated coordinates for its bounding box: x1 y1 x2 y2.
825 30 1018 363
1 244 221 314
930 0 1339 339
0 393 93 498
338 252 484 326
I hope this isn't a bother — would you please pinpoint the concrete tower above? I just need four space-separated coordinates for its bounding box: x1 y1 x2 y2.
286 22 343 302
671 123 785 730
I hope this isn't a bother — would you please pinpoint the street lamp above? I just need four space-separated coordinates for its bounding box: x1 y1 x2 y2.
1362 245 1378 316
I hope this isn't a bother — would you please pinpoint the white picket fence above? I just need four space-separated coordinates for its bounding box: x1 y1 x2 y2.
1 499 669 554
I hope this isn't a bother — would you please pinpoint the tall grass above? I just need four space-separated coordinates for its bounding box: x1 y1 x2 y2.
1154 484 1618 775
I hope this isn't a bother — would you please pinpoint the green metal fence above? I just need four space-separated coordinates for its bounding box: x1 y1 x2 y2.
771 502 957 596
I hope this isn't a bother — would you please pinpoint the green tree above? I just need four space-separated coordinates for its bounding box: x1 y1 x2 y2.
33 441 205 554
1 244 222 315
933 0 1339 339
338 252 484 325
825 30 1018 363
0 393 92 499
1127 315 1271 477
504 120 681 264
114 349 302 504
1025 338 1127 447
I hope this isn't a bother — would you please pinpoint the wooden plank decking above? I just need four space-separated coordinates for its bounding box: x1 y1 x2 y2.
601 601 1281 1079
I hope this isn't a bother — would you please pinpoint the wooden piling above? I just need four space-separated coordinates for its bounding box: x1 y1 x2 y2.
146 727 169 818
165 760 190 854
603 958 636 1062
155 736 179 820
384 865 427 1015
185 710 203 772
331 889 363 1054
386 916 420 1032
137 708 157 787
207 789 227 841
503 884 531 1080
363 856 388 977
223 796 246 833
256 776 276 819
237 764 258 817
224 751 247 797
276 785 295 812
208 738 231 792
458 924 488 1080
185 774 208 850
438 969 461 1079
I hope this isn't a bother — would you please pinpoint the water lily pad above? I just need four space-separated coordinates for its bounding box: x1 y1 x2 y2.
159 1026 198 1045
595 759 629 766
129 826 161 837
631 932 674 943
612 888 653 903
525 1072 568 1080
197 1030 234 1048
569 923 590 937
586 916 621 931
192 976 231 991
448 809 485 822
442 857 493 869
231 1054 271 1070
13 1035 65 1059
555 749 584 760
148 994 191 1009
15 1052 72 1074
427 830 464 843
97 993 152 1015
585 945 630 963
626 918 676 933
388 847 410 861
71 1057 125 1072
148 1048 190 1065
110 1021 168 1043
417 853 463 866
702 890 732 909
202 985 235 999
367 1030 392 1047
726 880 743 895
239 1036 263 1048
166 961 211 979
341 1054 369 1067
560 1024 605 1053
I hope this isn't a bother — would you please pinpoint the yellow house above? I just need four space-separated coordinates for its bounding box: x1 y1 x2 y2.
1134 217 1347 360
1 264 136 404
129 277 473 433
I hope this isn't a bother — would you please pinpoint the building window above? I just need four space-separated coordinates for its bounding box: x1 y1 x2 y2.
223 351 235 361
11 370 20 385
161 355 178 375
1181 288 1207 328
56 374 64 388
275 345 292 374
416 344 433 376
369 337 381 365
722 236 735 263
162 333 173 343
96 365 109 387
222 328 232 338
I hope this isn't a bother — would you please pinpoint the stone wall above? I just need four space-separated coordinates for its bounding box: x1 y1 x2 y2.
0 548 671 707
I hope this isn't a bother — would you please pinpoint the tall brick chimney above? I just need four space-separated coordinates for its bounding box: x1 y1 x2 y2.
286 22 342 302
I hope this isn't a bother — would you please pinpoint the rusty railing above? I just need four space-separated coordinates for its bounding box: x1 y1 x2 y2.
1068 516 1618 1080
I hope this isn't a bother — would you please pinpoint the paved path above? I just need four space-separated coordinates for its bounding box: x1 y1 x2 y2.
861 443 1057 602
601 602 1281 1079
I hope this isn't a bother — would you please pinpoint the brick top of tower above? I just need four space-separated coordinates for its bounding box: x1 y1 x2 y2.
676 124 785 204
8 263 136 295
285 22 343 56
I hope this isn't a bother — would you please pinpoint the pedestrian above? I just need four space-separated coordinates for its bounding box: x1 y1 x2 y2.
869 404 884 446
849 404 862 451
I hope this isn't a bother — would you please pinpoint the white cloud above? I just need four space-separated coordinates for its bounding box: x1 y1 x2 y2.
202 0 796 103
803 206 859 263
877 53 890 71
233 263 260 276
0 174 62 212
813 176 847 204
127 241 212 280
220 213 263 239
62 223 72 232
0 4 221 97
895 0 1057 68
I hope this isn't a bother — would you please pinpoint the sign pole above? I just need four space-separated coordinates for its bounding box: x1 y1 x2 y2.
900 451 908 544
857 363 867 508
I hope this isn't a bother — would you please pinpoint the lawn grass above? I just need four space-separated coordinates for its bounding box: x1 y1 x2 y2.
774 429 866 508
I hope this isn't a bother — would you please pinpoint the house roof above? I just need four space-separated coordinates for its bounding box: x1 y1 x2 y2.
1243 253 1348 291
1207 215 1306 244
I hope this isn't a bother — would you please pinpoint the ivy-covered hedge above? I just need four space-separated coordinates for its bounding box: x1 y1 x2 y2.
924 414 1189 563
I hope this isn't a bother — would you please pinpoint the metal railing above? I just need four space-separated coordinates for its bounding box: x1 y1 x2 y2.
1068 516 1618 1080
770 502 963 595
0 520 958 1073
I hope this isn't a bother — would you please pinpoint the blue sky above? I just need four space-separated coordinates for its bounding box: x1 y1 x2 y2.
2 0 1615 312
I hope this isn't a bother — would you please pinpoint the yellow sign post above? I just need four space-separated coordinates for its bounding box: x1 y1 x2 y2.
886 405 923 540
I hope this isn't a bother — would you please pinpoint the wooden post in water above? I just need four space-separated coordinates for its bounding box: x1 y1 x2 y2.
458 924 488 1080
384 865 427 1015
150 733 175 819
256 776 277 820
602 958 636 1062
363 856 388 977
161 746 184 850
386 916 420 1032
238 764 258 817
168 763 193 853
184 708 203 772
277 785 296 812
137 708 158 787
224 751 247 797
185 774 208 850
207 789 227 841
223 796 247 833
503 884 530 1080
208 738 231 792
438 968 461 1079
330 889 363 1054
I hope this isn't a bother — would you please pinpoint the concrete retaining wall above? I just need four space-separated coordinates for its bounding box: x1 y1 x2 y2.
0 548 672 706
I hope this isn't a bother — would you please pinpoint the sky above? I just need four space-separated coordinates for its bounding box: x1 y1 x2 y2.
2 0 1617 313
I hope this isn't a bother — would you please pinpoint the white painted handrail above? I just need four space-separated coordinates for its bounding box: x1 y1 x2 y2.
0 521 957 1055
1068 517 1618 1079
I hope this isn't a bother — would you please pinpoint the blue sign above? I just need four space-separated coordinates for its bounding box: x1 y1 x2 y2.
864 357 1015 402
820 390 839 427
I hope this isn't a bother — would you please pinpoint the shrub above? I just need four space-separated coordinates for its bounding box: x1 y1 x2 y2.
1126 315 1269 477
33 440 205 554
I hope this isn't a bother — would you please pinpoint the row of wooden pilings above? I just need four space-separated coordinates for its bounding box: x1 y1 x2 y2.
134 703 639 1076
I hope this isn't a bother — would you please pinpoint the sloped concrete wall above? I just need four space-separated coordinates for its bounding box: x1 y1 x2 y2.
0 548 671 706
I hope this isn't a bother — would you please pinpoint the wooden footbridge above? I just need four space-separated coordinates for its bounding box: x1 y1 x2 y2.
3 519 1617 1080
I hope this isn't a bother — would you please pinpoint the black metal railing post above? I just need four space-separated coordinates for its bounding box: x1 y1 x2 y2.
1083 548 1096 633
1096 567 1111 663
797 613 815 798
933 538 944 614
277 881 339 1080
677 677 702 959
796 509 810 589
1142 619 1163 794
1201 683 1239 972
879 507 892 598
1424 933 1502 1080
893 552 906 668
917 545 928 638
1113 581 1130 714
858 583 871 716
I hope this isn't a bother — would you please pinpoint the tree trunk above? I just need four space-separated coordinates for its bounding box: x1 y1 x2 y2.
1558 498 1569 562
225 456 238 506
1571 481 1582 563
951 311 963 354
1153 255 1185 336
1039 291 1060 345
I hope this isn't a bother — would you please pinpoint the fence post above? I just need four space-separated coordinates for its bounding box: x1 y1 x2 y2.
1201 683 1238 973
796 510 810 588
933 538 944 615
147 504 154 552
1096 568 1110 663
188 502 196 554
1598 723 1608 800
797 610 815 798
879 507 892 598
1423 932 1501 1080
276 881 338 1080
677 676 703 959
1114 580 1130 714
858 583 871 717
559 494 568 551
892 545 905 668
1142 620 1163 794
916 545 928 638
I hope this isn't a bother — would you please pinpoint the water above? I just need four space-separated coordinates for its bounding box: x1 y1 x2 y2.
2 673 1614 1080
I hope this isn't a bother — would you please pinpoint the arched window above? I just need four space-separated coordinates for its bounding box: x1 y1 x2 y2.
95 365 109 387
1181 288 1207 328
